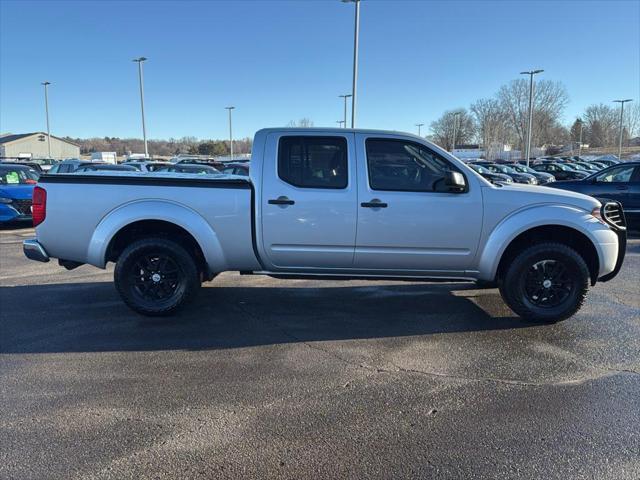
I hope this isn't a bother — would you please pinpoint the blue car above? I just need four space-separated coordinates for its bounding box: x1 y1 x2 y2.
0 164 40 224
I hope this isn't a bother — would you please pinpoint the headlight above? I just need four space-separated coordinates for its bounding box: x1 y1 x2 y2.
0 197 13 204
528 177 537 184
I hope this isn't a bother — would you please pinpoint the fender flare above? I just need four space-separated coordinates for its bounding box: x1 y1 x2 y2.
86 199 227 273
476 203 614 282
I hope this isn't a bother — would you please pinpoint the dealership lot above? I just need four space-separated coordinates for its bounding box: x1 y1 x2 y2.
1 226 639 479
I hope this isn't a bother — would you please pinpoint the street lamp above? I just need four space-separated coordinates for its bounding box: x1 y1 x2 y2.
415 123 424 136
339 94 352 128
225 106 235 160
132 57 149 157
336 120 345 128
452 112 461 151
342 0 360 128
613 99 633 160
41 82 52 159
520 69 543 167
576 118 584 158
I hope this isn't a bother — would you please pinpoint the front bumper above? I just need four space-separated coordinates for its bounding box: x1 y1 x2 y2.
23 239 50 263
598 201 626 282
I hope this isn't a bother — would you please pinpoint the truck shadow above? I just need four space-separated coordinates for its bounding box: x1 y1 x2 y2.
0 281 531 354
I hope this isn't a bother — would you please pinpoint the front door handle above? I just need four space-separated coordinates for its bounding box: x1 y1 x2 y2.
268 196 295 206
361 199 388 208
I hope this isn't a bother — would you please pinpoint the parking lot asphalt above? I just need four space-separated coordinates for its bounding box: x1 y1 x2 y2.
1 226 639 480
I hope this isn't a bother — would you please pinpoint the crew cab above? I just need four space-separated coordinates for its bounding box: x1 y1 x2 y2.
23 128 627 322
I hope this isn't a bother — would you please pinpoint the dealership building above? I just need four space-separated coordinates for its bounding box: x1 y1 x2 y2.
0 132 80 160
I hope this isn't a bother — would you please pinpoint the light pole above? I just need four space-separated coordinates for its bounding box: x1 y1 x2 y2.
576 118 584 158
225 106 235 160
452 112 461 151
41 81 52 158
342 0 360 128
613 99 633 160
133 57 149 157
415 123 424 136
339 94 352 128
520 69 543 167
337 120 345 128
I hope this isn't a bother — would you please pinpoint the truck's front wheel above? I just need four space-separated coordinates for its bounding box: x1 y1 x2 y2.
114 237 200 316
499 242 590 323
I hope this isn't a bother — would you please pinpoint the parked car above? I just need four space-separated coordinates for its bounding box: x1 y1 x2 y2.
594 157 620 167
48 159 105 174
0 161 44 173
155 164 221 175
586 161 608 170
507 163 555 185
531 162 590 181
0 164 39 223
220 162 250 176
549 162 640 230
467 163 513 184
176 158 225 170
23 127 627 323
476 162 538 184
127 161 173 172
74 164 139 173
29 158 58 172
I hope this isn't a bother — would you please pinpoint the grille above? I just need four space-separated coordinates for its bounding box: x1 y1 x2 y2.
12 199 32 216
602 202 626 230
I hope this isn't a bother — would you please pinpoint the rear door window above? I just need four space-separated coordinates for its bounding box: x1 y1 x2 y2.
278 136 348 189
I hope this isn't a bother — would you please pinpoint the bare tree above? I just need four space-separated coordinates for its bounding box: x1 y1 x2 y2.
497 79 569 150
624 103 640 140
287 118 314 128
583 104 619 147
470 98 512 156
429 109 476 150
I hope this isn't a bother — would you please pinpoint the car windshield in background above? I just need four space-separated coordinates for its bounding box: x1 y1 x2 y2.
469 164 490 174
514 165 536 173
0 166 39 184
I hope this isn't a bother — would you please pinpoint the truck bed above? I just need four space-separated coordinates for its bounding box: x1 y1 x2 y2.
35 173 261 272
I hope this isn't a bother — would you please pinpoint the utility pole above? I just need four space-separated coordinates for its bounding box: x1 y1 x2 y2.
613 99 633 160
133 57 149 157
339 94 352 128
576 118 584 158
342 0 360 128
225 106 235 160
520 69 543 167
415 123 424 136
41 81 52 158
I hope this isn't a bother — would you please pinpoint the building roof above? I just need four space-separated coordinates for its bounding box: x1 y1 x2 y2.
0 132 79 147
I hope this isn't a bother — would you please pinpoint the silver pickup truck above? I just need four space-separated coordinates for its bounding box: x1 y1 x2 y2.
24 128 627 322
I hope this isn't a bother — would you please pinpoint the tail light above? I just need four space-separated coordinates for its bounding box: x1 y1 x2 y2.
32 186 47 227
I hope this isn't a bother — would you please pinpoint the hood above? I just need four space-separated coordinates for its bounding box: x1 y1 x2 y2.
483 182 600 213
0 184 34 200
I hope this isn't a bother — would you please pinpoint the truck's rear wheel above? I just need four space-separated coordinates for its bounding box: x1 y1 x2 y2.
114 237 200 316
499 242 589 323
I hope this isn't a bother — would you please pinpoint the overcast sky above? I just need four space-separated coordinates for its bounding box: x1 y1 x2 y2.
1 0 638 140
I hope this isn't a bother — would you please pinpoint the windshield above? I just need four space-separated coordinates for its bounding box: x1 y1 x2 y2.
514 165 535 173
0 167 39 184
470 164 490 174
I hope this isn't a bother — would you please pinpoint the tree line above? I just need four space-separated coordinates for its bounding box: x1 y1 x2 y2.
428 78 640 155
62 136 253 158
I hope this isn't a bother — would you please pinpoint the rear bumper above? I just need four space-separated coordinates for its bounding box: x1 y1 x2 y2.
23 239 50 263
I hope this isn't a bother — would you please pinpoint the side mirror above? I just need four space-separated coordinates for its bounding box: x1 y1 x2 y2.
445 170 466 192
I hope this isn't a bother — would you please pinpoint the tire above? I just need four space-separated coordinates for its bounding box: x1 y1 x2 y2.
114 237 200 316
499 242 590 323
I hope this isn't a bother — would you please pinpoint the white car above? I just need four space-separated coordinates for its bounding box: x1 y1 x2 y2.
24 128 627 321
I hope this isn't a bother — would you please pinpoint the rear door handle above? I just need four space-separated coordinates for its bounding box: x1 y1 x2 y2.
268 196 295 205
361 200 388 208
